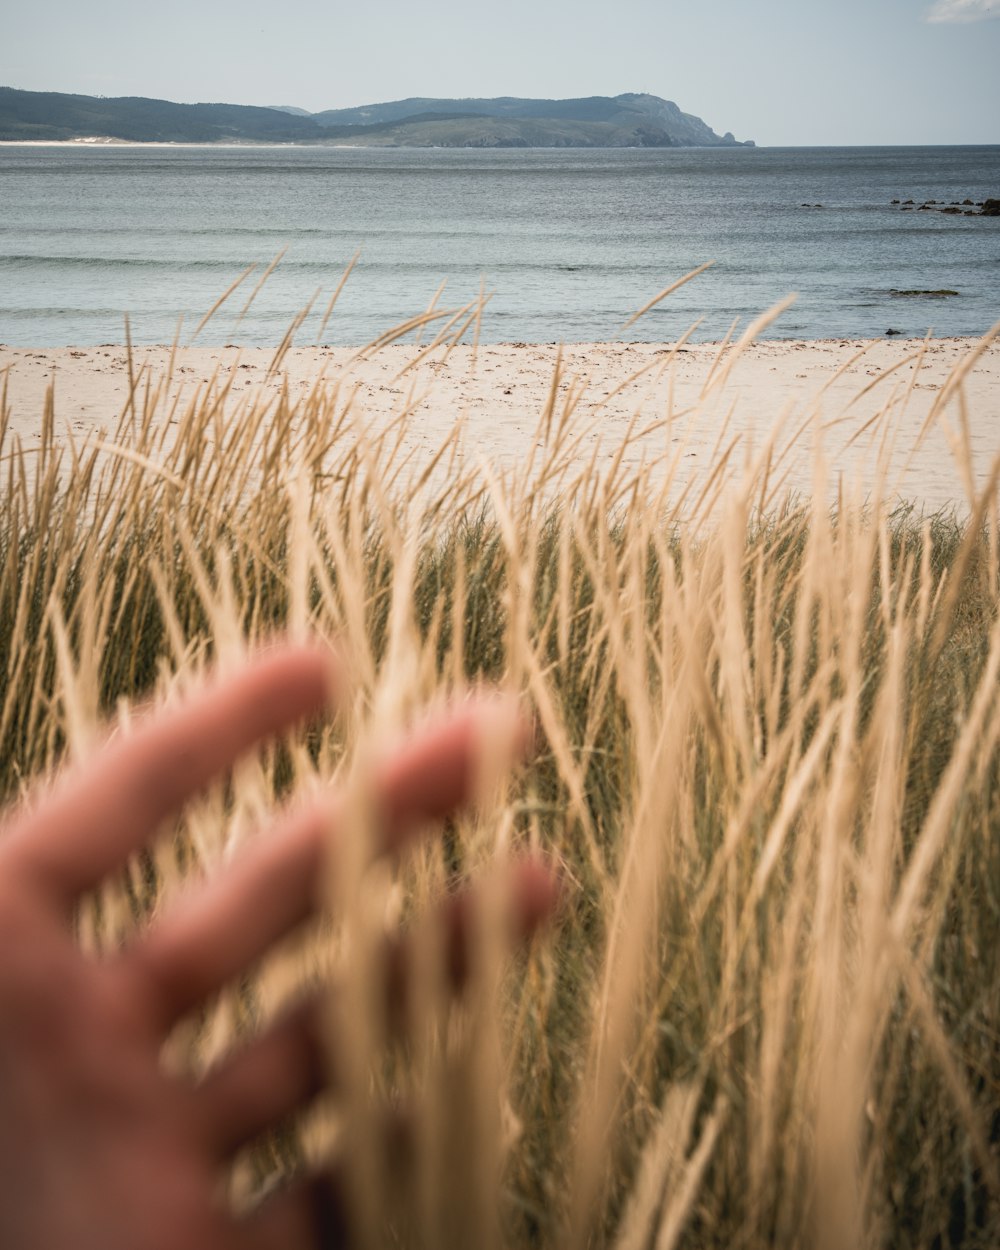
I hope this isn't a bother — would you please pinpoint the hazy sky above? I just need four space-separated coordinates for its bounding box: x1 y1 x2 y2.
3 0 998 145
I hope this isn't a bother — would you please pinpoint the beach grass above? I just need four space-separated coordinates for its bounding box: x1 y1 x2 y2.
1 320 998 1249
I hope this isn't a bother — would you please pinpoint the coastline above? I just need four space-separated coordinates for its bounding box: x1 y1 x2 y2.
2 336 997 513
0 139 318 148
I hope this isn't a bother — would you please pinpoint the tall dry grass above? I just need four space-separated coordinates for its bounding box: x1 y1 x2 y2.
1 310 998 1249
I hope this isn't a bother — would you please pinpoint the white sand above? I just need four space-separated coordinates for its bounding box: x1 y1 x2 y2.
2 336 998 513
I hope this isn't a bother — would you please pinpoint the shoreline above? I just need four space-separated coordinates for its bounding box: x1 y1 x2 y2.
0 139 320 148
2 336 998 513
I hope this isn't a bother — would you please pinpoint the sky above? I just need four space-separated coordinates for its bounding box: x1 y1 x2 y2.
2 0 998 146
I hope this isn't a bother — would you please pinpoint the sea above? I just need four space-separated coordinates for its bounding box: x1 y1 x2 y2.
0 144 998 347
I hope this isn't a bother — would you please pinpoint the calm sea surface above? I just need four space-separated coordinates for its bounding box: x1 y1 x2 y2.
1 144 998 346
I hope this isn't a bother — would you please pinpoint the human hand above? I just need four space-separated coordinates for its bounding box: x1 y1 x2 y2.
0 646 554 1249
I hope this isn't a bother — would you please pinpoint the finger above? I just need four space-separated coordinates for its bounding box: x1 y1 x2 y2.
3 646 337 909
199 858 557 1156
238 1172 349 1250
201 997 326 1159
383 855 559 1033
133 698 529 1033
239 1113 417 1249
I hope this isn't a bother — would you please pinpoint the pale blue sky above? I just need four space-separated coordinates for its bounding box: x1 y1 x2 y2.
2 0 998 145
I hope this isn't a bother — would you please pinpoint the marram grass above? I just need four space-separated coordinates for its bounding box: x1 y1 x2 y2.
1 321 999 1250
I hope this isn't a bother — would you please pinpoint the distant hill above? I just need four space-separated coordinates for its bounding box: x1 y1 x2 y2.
312 94 752 148
0 87 753 148
0 88 320 143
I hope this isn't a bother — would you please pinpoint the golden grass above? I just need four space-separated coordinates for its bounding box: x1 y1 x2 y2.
1 308 999 1249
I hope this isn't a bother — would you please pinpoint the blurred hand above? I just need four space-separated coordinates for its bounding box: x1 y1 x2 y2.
0 646 554 1250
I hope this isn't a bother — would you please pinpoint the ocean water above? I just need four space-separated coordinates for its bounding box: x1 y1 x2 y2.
0 144 998 346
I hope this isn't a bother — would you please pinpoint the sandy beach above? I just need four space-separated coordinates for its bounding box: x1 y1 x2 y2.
2 335 998 512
